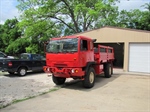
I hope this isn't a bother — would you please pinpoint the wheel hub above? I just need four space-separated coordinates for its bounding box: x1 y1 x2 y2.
109 66 111 75
20 69 26 75
89 72 94 83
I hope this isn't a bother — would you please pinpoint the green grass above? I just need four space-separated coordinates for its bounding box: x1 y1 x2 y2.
0 87 61 109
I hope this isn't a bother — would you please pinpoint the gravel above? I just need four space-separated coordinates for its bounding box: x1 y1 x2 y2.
0 72 56 108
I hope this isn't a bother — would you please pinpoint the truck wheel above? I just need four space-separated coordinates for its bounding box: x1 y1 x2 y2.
104 63 112 78
18 67 27 76
83 67 95 88
8 72 15 74
52 74 66 85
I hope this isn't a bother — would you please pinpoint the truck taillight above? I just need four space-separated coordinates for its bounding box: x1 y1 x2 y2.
43 67 52 72
44 67 48 71
43 67 46 71
8 62 12 67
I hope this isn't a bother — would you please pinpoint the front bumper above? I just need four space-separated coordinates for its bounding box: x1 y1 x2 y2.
43 66 85 78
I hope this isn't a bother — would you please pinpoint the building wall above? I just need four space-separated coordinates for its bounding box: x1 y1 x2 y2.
75 27 150 72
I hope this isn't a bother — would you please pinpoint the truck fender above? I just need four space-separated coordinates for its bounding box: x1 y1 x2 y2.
17 65 29 71
85 62 96 75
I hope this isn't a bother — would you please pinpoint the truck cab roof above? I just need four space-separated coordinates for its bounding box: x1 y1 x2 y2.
50 35 93 41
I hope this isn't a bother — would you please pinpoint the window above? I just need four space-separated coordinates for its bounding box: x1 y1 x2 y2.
46 38 78 53
100 48 106 52
20 54 29 60
32 54 41 60
108 49 112 53
0 52 6 58
80 40 88 51
0 53 4 57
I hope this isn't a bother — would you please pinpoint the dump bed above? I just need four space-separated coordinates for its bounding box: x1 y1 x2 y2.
94 45 114 64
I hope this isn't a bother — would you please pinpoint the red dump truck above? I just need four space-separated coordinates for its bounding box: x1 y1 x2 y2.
43 35 114 88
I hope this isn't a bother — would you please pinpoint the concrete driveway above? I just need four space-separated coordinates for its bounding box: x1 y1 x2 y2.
1 69 150 112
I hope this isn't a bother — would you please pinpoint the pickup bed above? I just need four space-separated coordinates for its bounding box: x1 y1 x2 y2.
0 53 46 76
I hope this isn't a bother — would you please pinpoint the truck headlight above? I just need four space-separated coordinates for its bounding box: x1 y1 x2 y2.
71 69 74 73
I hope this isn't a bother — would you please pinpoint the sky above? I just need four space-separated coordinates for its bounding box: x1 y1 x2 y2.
0 0 150 24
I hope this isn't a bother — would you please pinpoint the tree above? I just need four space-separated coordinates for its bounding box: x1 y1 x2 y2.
0 18 31 55
140 2 150 30
17 0 119 35
5 37 30 54
118 9 142 29
18 19 61 53
16 0 119 53
142 2 150 11
118 7 150 31
0 24 4 51
0 19 24 54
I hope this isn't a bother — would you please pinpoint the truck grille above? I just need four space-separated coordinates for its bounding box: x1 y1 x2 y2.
54 64 67 67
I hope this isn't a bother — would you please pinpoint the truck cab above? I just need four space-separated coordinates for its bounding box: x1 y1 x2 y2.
44 36 114 88
45 36 94 75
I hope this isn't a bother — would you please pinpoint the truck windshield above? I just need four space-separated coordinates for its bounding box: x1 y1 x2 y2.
46 38 78 53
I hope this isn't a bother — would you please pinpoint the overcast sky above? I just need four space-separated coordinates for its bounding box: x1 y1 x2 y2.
0 0 149 24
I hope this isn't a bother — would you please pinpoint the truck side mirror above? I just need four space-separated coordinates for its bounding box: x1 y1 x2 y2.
92 39 97 43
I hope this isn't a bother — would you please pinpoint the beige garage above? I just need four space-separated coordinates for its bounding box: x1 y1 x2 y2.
74 26 150 73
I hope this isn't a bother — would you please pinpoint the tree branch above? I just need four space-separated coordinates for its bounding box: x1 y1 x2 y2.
61 0 79 32
85 17 94 31
47 15 76 32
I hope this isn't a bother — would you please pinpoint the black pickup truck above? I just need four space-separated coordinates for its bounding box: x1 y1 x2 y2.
0 53 46 76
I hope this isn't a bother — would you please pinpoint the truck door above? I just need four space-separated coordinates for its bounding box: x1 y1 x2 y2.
32 54 43 71
80 39 88 66
80 39 94 66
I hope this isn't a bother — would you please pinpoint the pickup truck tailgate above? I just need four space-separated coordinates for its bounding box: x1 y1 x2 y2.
0 59 10 71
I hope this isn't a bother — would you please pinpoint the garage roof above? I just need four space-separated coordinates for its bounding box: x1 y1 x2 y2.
74 26 150 43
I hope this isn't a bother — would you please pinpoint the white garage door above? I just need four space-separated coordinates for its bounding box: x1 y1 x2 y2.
129 43 150 73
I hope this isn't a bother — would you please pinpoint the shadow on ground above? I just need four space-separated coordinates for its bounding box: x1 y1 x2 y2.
61 73 121 91
1 71 45 78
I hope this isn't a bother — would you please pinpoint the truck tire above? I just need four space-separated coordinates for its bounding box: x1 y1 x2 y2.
104 63 112 78
52 74 66 85
18 67 27 76
83 67 96 88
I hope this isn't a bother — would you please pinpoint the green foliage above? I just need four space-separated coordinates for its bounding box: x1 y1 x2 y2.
26 44 39 53
5 37 30 54
17 0 119 35
119 8 150 30
0 25 4 51
0 19 23 54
